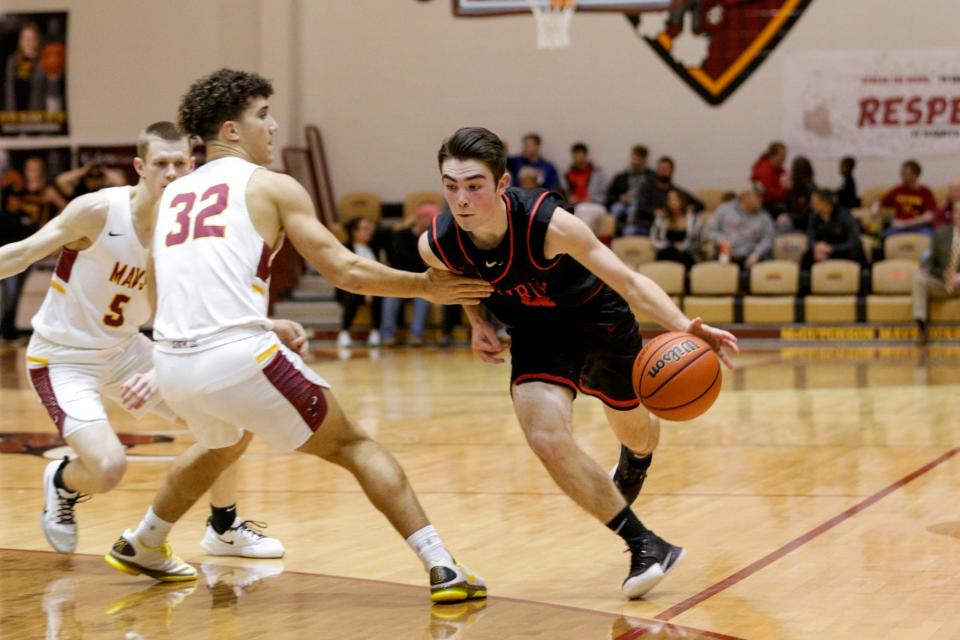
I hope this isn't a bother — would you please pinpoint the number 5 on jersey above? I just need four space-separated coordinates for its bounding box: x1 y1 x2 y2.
166 183 230 246
103 293 130 327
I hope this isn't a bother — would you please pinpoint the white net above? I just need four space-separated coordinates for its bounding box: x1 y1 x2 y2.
528 0 578 49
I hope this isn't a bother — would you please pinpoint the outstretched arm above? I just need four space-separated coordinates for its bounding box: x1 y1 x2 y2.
545 208 738 368
270 173 491 305
0 192 106 280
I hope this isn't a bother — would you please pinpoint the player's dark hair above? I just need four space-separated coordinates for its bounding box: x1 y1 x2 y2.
438 127 508 183
571 142 588 154
902 159 922 177
178 69 274 141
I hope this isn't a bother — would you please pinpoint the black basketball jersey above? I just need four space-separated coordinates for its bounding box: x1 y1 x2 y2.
427 187 607 327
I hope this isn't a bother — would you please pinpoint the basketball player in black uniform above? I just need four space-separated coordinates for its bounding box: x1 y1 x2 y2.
419 127 738 599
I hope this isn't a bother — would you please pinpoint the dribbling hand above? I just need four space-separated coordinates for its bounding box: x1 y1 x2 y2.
471 318 505 364
685 317 739 369
423 269 493 305
120 369 159 411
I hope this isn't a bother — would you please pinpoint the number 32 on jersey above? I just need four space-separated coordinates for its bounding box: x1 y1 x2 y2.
165 183 229 246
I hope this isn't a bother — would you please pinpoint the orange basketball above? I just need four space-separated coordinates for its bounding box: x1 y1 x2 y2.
633 332 721 421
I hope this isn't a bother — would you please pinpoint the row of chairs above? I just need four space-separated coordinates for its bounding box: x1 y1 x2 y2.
612 232 933 268
635 259 960 324
339 191 443 223
691 185 952 212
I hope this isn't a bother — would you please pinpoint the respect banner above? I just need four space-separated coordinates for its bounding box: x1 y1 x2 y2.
0 12 68 136
784 49 960 157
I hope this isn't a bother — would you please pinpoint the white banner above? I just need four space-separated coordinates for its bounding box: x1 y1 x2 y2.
784 49 960 158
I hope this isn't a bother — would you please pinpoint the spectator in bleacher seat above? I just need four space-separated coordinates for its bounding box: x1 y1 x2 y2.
750 141 789 215
837 156 861 210
705 183 775 269
563 142 605 205
778 155 816 233
507 133 560 190
913 199 960 343
802 188 863 270
933 178 959 229
55 162 126 200
516 165 540 190
649 156 704 216
650 188 703 268
873 159 937 237
606 144 655 236
336 217 383 349
379 202 437 347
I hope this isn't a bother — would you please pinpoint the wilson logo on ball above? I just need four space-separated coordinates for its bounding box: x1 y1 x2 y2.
647 339 702 379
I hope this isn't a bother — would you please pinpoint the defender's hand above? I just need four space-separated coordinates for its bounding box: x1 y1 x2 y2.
120 369 158 411
471 318 505 364
273 319 309 356
685 317 739 370
423 269 493 306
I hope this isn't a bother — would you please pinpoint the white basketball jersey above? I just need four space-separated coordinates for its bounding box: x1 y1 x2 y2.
153 156 277 352
32 187 152 349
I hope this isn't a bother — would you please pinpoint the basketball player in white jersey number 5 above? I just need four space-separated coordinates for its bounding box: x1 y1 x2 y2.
0 123 288 569
107 69 492 601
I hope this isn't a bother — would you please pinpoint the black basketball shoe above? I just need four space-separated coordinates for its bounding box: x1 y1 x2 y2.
610 445 653 506
622 531 685 599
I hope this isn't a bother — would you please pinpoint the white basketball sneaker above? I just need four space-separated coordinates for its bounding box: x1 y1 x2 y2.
105 529 197 582
200 519 285 559
41 458 85 554
428 559 487 603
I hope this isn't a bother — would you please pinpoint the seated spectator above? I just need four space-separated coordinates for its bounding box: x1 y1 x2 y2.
802 188 863 269
649 156 704 215
650 188 703 268
873 159 937 237
778 155 816 233
507 133 560 190
380 203 437 347
55 162 126 200
563 142 605 205
705 183 775 268
605 144 655 236
336 217 383 349
837 156 861 210
516 165 540 190
933 178 959 229
913 200 960 342
11 155 66 227
751 141 789 215
720 190 736 204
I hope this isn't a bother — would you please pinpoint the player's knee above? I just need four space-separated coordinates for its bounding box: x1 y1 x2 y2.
88 452 127 492
524 426 572 463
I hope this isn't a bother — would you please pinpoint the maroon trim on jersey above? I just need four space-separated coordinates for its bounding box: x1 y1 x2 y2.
512 372 579 396
29 368 67 435
256 241 272 280
526 192 563 271
54 248 79 283
261 351 328 432
431 216 458 272
579 383 641 410
582 282 605 304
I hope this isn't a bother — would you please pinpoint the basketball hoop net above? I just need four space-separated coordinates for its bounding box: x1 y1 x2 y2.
528 0 578 49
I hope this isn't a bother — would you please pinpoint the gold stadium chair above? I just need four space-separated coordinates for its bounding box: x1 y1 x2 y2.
634 261 685 324
804 259 860 323
594 213 615 240
772 233 808 264
339 192 382 223
611 236 654 270
683 261 738 324
861 186 888 209
933 185 948 207
931 299 960 322
860 236 877 264
692 188 728 211
866 259 918 322
883 232 931 263
403 191 443 220
743 260 799 324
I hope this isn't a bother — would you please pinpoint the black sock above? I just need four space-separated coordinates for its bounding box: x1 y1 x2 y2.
606 506 648 546
210 504 237 534
626 450 653 471
53 457 76 493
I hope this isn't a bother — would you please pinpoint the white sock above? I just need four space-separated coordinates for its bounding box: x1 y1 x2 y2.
406 525 453 569
134 506 173 548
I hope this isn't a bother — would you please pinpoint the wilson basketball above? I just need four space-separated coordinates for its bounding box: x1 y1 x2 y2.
633 332 721 421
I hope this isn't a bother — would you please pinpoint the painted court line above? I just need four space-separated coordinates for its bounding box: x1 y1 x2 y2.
652 446 960 623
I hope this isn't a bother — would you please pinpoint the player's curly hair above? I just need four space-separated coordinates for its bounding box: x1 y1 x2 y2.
178 69 274 141
438 127 507 183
